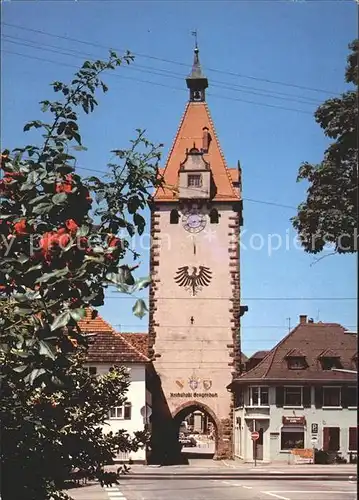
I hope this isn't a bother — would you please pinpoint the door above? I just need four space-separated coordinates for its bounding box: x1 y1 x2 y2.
253 427 264 461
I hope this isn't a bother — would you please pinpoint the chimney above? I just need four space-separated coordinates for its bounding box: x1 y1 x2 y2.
299 315 307 324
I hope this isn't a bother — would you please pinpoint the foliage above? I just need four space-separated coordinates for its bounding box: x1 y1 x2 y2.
292 40 358 254
0 52 162 499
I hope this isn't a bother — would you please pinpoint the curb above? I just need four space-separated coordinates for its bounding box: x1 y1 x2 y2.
123 473 355 481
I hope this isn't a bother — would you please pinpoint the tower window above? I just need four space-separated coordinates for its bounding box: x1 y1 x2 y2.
209 209 219 224
170 209 179 224
188 174 202 188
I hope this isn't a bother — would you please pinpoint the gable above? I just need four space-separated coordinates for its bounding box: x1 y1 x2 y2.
154 102 239 202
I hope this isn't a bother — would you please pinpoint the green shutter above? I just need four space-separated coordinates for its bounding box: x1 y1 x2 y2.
276 387 284 407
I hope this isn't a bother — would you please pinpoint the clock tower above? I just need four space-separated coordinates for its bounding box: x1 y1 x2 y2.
148 45 244 463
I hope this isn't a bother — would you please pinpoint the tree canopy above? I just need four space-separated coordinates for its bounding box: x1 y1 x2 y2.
292 40 358 254
0 52 162 500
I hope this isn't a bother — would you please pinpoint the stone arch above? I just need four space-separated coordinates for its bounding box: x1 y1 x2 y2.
172 400 222 458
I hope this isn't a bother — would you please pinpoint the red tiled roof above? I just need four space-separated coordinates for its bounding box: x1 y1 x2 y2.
78 309 150 364
78 308 114 333
234 322 357 383
285 348 305 358
154 101 240 202
87 331 149 364
120 333 149 357
250 350 269 360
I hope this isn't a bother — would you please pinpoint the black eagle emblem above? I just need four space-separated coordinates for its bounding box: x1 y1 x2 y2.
174 266 212 296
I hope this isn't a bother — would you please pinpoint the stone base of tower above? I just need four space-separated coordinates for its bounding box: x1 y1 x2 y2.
148 411 234 464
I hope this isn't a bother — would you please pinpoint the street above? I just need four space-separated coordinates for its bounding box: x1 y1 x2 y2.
66 478 357 500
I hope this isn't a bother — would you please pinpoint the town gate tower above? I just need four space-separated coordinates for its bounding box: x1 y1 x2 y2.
148 46 244 462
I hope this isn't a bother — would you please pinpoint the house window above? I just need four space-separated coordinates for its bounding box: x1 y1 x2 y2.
348 387 357 407
321 357 342 370
349 427 357 451
323 427 340 451
284 387 302 407
288 357 307 370
187 174 202 188
108 402 132 420
170 209 179 224
249 387 269 406
281 427 305 450
323 387 341 407
209 209 219 224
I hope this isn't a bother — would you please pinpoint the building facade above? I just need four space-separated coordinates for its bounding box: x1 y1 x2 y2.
231 316 357 463
79 310 151 463
148 46 245 462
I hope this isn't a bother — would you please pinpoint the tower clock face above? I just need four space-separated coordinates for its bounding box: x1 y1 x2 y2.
182 211 207 233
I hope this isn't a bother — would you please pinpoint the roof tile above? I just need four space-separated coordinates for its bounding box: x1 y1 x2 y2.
234 322 357 383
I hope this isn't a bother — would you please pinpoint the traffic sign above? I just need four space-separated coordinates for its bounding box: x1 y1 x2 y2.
311 436 318 444
251 431 260 441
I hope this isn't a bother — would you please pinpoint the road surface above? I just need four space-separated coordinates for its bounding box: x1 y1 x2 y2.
66 477 357 500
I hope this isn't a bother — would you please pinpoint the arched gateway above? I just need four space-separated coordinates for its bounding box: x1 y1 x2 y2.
148 46 244 464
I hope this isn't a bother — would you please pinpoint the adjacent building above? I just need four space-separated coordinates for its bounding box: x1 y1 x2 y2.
79 309 151 463
230 315 357 463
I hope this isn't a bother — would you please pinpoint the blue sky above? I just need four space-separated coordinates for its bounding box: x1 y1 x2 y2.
2 1 357 355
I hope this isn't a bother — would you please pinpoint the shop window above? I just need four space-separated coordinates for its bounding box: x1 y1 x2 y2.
323 387 341 407
281 428 305 450
108 402 132 420
349 427 357 451
284 387 302 407
323 427 340 451
249 386 269 406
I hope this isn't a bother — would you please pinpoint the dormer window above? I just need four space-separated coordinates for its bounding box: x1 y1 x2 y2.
188 174 202 188
288 357 307 370
285 349 307 370
318 349 342 370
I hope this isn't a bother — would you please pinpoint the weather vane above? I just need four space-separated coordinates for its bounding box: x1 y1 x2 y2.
191 30 198 49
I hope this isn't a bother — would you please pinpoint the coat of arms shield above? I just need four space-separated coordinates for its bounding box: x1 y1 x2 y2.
203 379 212 391
188 374 200 391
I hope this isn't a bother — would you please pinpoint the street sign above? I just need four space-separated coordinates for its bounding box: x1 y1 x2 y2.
251 431 260 441
311 423 318 434
311 436 318 444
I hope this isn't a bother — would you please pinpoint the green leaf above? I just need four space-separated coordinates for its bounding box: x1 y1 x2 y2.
13 365 28 373
77 225 89 237
50 311 71 331
70 308 86 322
133 213 146 235
52 193 68 205
14 307 33 316
32 203 52 215
25 368 46 385
29 194 50 205
132 299 148 319
72 145 88 151
38 340 56 360
36 267 69 284
133 277 151 291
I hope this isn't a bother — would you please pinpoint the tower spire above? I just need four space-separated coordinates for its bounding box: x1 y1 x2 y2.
186 31 208 102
